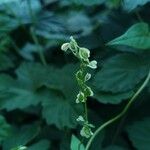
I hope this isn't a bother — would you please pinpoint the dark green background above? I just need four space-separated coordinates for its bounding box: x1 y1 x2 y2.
0 0 150 150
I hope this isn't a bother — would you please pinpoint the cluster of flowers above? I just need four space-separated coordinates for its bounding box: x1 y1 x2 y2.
61 37 97 138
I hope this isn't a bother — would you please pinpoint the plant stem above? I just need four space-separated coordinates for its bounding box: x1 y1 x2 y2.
85 69 150 150
30 28 47 66
27 0 47 66
84 100 88 122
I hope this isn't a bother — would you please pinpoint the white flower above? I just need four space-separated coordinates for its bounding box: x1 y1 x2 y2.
76 115 85 122
14 146 27 150
84 87 94 97
84 73 91 81
79 47 90 61
61 43 70 52
88 60 97 69
76 70 83 80
76 91 85 103
80 126 93 138
19 147 27 150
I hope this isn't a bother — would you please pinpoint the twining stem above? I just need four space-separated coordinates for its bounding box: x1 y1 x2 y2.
85 69 150 150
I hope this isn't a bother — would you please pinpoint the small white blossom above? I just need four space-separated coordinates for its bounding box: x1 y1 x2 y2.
84 73 91 81
19 147 27 150
80 126 93 138
84 87 94 96
12 146 27 150
76 91 85 103
61 43 70 52
76 115 85 122
76 70 83 80
88 60 97 69
79 47 90 61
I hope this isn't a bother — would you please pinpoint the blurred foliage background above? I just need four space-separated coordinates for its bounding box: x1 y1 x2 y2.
0 0 150 150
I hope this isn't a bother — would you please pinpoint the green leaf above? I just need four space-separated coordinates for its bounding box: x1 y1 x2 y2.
127 118 150 150
42 90 79 129
0 53 14 71
20 43 38 60
28 140 50 150
15 62 50 89
93 53 150 93
105 0 121 8
0 14 19 33
42 64 82 129
70 135 85 150
0 63 52 110
108 23 150 50
104 145 127 150
65 0 105 6
3 124 40 150
66 11 92 37
0 63 81 129
34 11 67 40
0 115 12 144
0 0 18 5
0 0 41 25
0 74 44 111
123 0 150 11
94 91 133 104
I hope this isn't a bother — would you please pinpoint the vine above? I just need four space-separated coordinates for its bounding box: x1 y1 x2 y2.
61 37 150 150
61 37 97 138
85 69 150 150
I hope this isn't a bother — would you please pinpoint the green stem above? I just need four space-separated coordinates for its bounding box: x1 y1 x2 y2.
80 63 89 123
30 28 47 66
84 100 88 122
27 0 46 66
85 69 150 150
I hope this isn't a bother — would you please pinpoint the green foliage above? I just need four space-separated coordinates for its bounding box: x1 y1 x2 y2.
70 135 85 150
104 146 126 150
0 115 11 144
3 124 39 150
0 0 149 150
28 140 50 150
94 91 133 104
123 0 150 11
0 54 14 71
108 23 150 49
67 0 105 6
93 53 150 93
127 118 150 150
